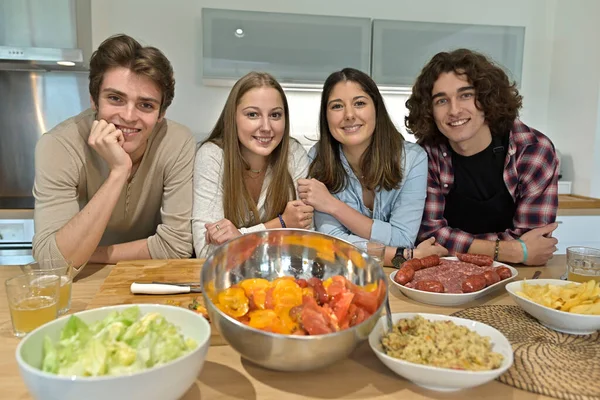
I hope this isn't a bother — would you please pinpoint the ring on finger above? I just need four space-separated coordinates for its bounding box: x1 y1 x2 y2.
216 224 221 231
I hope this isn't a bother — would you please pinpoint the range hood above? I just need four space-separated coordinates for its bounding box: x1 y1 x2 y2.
0 0 91 71
0 45 84 67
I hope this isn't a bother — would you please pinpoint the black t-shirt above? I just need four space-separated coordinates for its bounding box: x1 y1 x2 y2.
443 132 516 234
451 134 508 201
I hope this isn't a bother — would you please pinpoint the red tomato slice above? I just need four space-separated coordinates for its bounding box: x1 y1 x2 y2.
352 290 378 314
301 307 335 335
331 292 354 323
340 303 358 330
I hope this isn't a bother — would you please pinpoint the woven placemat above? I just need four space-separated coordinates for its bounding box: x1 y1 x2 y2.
452 305 600 400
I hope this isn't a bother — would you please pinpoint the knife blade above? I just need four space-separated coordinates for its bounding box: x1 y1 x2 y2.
151 281 201 286
130 282 202 295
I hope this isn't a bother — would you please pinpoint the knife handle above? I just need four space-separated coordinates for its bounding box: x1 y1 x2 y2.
130 282 191 295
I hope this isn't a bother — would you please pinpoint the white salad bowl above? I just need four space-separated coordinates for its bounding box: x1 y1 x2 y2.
506 279 600 335
368 313 513 391
16 304 211 400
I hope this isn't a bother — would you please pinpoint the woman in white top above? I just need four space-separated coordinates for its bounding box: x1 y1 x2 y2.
192 72 313 257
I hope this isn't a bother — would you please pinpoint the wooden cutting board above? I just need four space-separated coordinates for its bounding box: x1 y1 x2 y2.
86 259 227 346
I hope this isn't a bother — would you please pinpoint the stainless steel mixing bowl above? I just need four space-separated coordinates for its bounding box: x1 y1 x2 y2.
201 229 387 372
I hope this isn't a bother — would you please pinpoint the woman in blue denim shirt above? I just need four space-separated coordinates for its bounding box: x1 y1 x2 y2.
298 68 447 267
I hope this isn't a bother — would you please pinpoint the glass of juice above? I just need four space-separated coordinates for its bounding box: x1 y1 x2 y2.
5 272 60 337
21 260 73 315
567 246 600 283
353 240 386 268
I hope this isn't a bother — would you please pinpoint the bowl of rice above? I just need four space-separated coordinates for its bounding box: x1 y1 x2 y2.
368 313 513 391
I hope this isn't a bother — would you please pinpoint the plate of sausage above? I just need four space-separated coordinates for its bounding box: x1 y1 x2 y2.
389 254 518 306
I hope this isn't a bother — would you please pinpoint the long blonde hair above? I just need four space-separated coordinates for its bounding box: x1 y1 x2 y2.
202 72 296 227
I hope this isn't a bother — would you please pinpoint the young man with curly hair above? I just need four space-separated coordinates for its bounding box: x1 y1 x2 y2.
405 49 559 266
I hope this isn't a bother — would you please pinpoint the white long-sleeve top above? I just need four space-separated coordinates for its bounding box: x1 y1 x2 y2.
192 139 309 257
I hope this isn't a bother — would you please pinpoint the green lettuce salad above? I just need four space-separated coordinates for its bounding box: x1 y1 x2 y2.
42 306 197 377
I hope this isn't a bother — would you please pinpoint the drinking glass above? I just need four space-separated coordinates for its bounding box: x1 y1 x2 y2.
21 260 74 315
566 246 600 283
353 240 386 268
5 272 60 337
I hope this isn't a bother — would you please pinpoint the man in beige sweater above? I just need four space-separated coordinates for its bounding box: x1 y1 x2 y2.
32 34 194 268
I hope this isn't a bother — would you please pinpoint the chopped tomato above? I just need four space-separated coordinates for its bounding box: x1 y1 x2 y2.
350 307 369 327
217 287 249 318
352 290 379 314
326 278 347 298
307 278 328 305
277 307 299 334
240 278 270 295
272 279 303 313
301 306 335 335
331 292 354 323
264 287 275 310
289 304 304 322
247 309 278 330
301 286 315 300
339 303 357 330
296 278 308 288
361 282 378 293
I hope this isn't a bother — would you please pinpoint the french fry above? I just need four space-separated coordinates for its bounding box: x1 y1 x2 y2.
519 280 600 314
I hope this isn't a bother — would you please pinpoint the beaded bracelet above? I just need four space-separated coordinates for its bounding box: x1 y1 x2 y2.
277 214 287 228
494 238 500 261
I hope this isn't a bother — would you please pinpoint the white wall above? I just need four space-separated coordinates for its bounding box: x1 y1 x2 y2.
90 0 599 195
546 0 600 197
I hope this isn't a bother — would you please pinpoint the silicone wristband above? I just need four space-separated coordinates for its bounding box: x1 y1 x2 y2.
278 214 287 228
517 238 528 263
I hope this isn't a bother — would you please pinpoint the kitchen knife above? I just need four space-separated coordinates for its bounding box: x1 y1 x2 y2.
151 281 201 286
130 282 203 295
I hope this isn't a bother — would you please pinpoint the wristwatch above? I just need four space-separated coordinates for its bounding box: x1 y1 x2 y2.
392 247 407 268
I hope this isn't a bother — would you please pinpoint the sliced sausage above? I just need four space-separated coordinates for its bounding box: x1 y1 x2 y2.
414 280 445 293
495 266 512 280
393 266 415 285
401 258 423 271
456 253 494 266
419 255 441 269
483 270 501 286
461 274 487 293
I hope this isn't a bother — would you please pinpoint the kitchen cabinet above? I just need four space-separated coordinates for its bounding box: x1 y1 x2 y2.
371 20 525 86
0 0 77 48
554 215 600 254
201 8 371 84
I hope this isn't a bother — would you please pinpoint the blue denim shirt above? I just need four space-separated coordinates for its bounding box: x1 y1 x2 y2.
309 141 427 247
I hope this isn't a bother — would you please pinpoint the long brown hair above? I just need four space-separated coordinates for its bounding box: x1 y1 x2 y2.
308 68 404 193
201 72 295 227
89 34 175 116
405 48 523 146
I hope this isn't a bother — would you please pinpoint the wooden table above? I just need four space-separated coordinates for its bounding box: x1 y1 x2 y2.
0 256 569 400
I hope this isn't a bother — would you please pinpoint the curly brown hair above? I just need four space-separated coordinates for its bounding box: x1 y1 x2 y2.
89 34 175 116
405 49 522 146
309 68 404 193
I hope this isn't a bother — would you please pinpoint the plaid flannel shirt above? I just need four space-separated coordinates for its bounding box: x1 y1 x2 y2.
417 120 559 254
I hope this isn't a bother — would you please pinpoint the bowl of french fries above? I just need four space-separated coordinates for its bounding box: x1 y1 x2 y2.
506 279 600 335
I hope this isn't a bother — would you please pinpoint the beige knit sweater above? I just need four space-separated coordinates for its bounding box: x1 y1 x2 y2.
32 109 195 264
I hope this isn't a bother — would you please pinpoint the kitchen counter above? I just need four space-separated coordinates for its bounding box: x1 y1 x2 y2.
0 257 570 400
